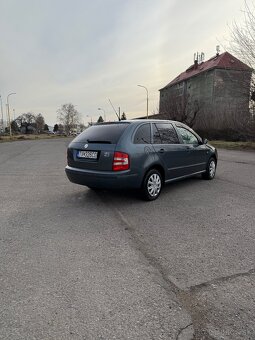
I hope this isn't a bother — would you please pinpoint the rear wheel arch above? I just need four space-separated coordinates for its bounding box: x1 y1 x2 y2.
141 168 163 201
144 164 165 185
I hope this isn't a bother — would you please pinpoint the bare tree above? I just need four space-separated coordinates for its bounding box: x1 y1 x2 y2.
160 92 202 128
78 123 85 132
230 1 255 69
230 1 255 116
16 113 36 126
15 113 37 134
35 113 45 133
57 103 80 135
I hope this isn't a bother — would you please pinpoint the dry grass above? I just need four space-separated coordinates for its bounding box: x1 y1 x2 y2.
210 140 255 151
0 134 69 143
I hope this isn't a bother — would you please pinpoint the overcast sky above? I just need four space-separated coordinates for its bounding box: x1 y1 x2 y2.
0 0 246 126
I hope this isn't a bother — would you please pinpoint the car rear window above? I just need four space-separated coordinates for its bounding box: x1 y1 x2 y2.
134 123 151 144
74 123 130 144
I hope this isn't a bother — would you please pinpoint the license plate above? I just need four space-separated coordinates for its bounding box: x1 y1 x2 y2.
77 150 98 159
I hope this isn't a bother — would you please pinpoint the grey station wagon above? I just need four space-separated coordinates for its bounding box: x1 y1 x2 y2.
65 120 217 200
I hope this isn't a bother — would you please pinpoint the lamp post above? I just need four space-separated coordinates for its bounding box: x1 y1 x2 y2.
98 108 106 121
7 93 16 138
0 95 3 133
137 85 148 119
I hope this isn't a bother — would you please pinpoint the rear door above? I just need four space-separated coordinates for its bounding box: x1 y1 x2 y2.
151 123 189 180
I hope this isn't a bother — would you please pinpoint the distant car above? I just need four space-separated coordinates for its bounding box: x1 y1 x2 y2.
65 120 217 200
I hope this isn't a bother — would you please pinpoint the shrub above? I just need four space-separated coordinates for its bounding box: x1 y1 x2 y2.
196 128 255 142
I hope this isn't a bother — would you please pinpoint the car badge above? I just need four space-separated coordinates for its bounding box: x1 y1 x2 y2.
84 144 88 149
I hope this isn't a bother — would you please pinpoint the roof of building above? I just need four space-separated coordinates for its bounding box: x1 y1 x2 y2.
160 51 252 90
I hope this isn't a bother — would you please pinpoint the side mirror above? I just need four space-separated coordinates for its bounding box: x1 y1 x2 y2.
203 138 208 144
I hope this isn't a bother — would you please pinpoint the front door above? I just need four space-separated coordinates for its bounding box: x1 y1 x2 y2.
175 125 207 174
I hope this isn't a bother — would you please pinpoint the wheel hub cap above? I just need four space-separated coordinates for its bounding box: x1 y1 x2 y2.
148 174 161 197
209 161 216 177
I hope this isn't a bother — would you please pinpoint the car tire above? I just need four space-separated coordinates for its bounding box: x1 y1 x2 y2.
142 169 162 201
202 157 216 180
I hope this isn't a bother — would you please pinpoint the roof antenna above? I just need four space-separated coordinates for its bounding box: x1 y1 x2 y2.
216 45 220 56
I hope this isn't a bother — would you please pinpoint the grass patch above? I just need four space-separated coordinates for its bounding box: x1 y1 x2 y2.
210 140 255 151
0 134 69 143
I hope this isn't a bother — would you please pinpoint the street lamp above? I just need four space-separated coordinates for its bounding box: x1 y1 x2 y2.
98 108 106 121
7 92 16 138
137 85 149 119
0 95 4 133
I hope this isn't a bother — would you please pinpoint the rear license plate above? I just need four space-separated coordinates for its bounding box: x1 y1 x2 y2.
77 150 98 159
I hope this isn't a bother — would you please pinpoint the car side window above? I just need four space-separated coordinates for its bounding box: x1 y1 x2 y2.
153 123 179 144
152 124 162 144
176 126 199 144
134 123 151 144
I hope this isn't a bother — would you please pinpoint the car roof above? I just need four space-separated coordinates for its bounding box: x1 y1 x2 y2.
97 119 180 125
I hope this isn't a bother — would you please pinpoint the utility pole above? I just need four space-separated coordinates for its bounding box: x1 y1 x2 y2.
108 99 121 121
7 93 16 138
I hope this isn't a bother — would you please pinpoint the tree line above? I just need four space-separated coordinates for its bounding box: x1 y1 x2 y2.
10 113 48 134
6 103 127 136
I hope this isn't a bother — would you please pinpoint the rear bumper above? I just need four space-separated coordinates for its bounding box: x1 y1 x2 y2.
65 165 141 189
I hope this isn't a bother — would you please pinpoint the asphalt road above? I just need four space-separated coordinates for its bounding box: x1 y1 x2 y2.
0 138 254 340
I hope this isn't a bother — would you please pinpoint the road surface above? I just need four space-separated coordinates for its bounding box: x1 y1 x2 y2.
0 139 254 339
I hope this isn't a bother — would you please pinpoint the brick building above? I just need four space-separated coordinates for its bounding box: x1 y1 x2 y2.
159 51 252 131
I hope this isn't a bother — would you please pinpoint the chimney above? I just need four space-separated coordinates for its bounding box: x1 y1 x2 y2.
193 52 199 69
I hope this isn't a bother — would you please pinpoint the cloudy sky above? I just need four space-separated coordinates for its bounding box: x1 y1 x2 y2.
0 0 246 126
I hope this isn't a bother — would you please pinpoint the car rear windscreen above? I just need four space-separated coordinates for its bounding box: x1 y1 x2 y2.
74 123 130 144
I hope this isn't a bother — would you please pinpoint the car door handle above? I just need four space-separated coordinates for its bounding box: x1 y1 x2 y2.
158 148 165 153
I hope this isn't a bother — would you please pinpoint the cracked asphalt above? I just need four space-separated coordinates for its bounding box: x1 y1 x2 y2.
0 138 255 340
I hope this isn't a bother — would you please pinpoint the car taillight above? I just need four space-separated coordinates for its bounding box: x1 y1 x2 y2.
112 152 130 171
